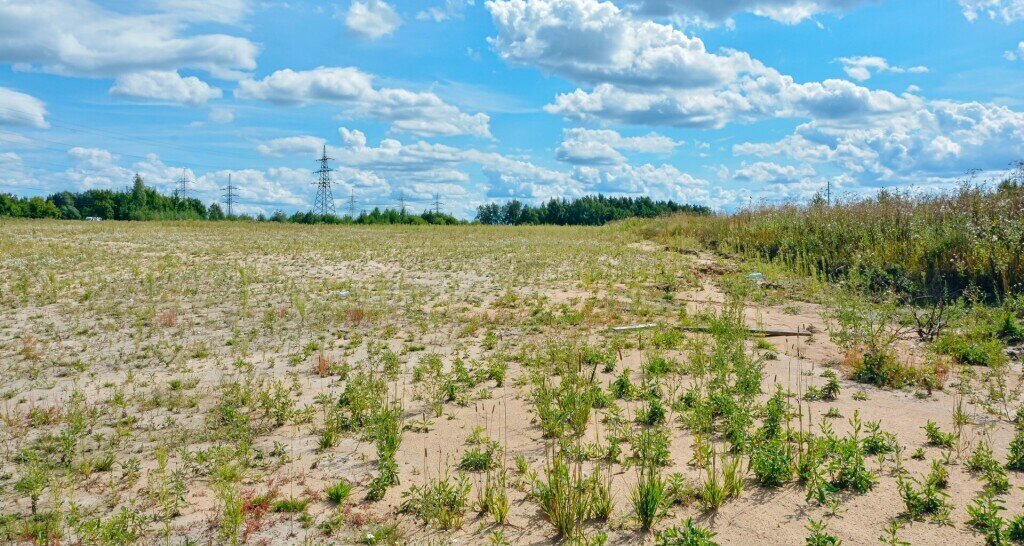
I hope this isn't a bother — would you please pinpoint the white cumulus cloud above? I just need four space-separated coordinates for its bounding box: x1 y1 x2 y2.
958 0 1024 22
236 67 491 138
836 56 928 81
0 87 48 127
0 0 258 78
344 0 403 39
110 71 222 106
556 128 682 164
618 0 879 24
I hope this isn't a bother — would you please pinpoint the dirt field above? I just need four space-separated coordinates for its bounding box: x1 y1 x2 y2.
0 219 1020 545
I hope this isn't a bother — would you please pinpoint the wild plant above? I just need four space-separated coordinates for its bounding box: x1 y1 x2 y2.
655 519 718 545
697 447 744 511
926 459 949 489
460 431 502 472
805 519 840 546
1008 515 1024 543
878 520 909 546
533 450 592 540
400 471 471 530
412 353 447 416
367 401 404 501
637 397 667 426
820 371 841 401
923 420 956 448
14 456 50 515
750 437 794 487
824 413 877 494
587 465 614 522
480 470 511 525
326 480 353 504
1005 427 1024 470
147 446 186 539
966 490 1006 543
631 463 666 531
532 370 597 439
631 426 671 467
663 471 696 504
861 420 898 456
897 474 951 524
73 506 149 545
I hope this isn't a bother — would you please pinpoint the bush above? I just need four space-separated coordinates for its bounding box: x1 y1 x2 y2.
935 336 1007 367
750 439 793 487
849 350 915 389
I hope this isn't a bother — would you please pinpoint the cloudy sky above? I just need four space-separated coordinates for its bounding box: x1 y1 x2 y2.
1 0 1023 217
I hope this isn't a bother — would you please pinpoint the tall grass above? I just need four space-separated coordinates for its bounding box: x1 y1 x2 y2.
642 184 1024 299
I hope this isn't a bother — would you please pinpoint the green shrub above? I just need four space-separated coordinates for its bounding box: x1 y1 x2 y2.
935 336 1007 367
750 439 793 487
850 350 914 388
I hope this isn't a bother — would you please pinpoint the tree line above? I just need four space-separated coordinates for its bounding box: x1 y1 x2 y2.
0 174 710 226
0 174 462 225
474 195 710 225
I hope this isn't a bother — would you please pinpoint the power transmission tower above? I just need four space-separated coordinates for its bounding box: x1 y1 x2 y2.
177 169 190 200
222 173 237 217
826 179 831 206
312 145 336 216
398 191 407 215
348 189 356 218
433 192 443 215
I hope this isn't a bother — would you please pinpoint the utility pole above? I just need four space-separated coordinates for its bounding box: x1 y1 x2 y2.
313 145 336 216
348 189 356 218
826 179 832 206
222 173 237 217
433 192 443 215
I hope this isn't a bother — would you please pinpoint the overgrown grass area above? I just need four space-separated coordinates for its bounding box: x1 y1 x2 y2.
641 183 1024 300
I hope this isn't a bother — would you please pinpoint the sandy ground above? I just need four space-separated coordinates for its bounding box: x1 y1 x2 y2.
0 219 1021 545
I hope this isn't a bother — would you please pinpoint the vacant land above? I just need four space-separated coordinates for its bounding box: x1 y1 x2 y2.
1 218 1022 545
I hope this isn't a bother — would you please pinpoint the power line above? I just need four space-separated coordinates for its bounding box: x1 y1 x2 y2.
0 129 234 173
313 145 336 216
0 105 257 164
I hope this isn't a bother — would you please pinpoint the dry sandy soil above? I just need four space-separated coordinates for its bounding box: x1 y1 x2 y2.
0 219 1021 545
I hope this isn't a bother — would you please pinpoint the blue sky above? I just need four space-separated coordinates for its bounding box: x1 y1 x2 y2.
1 0 1023 217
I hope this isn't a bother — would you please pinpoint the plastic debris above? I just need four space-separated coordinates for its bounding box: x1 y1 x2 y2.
747 272 766 281
338 290 350 297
